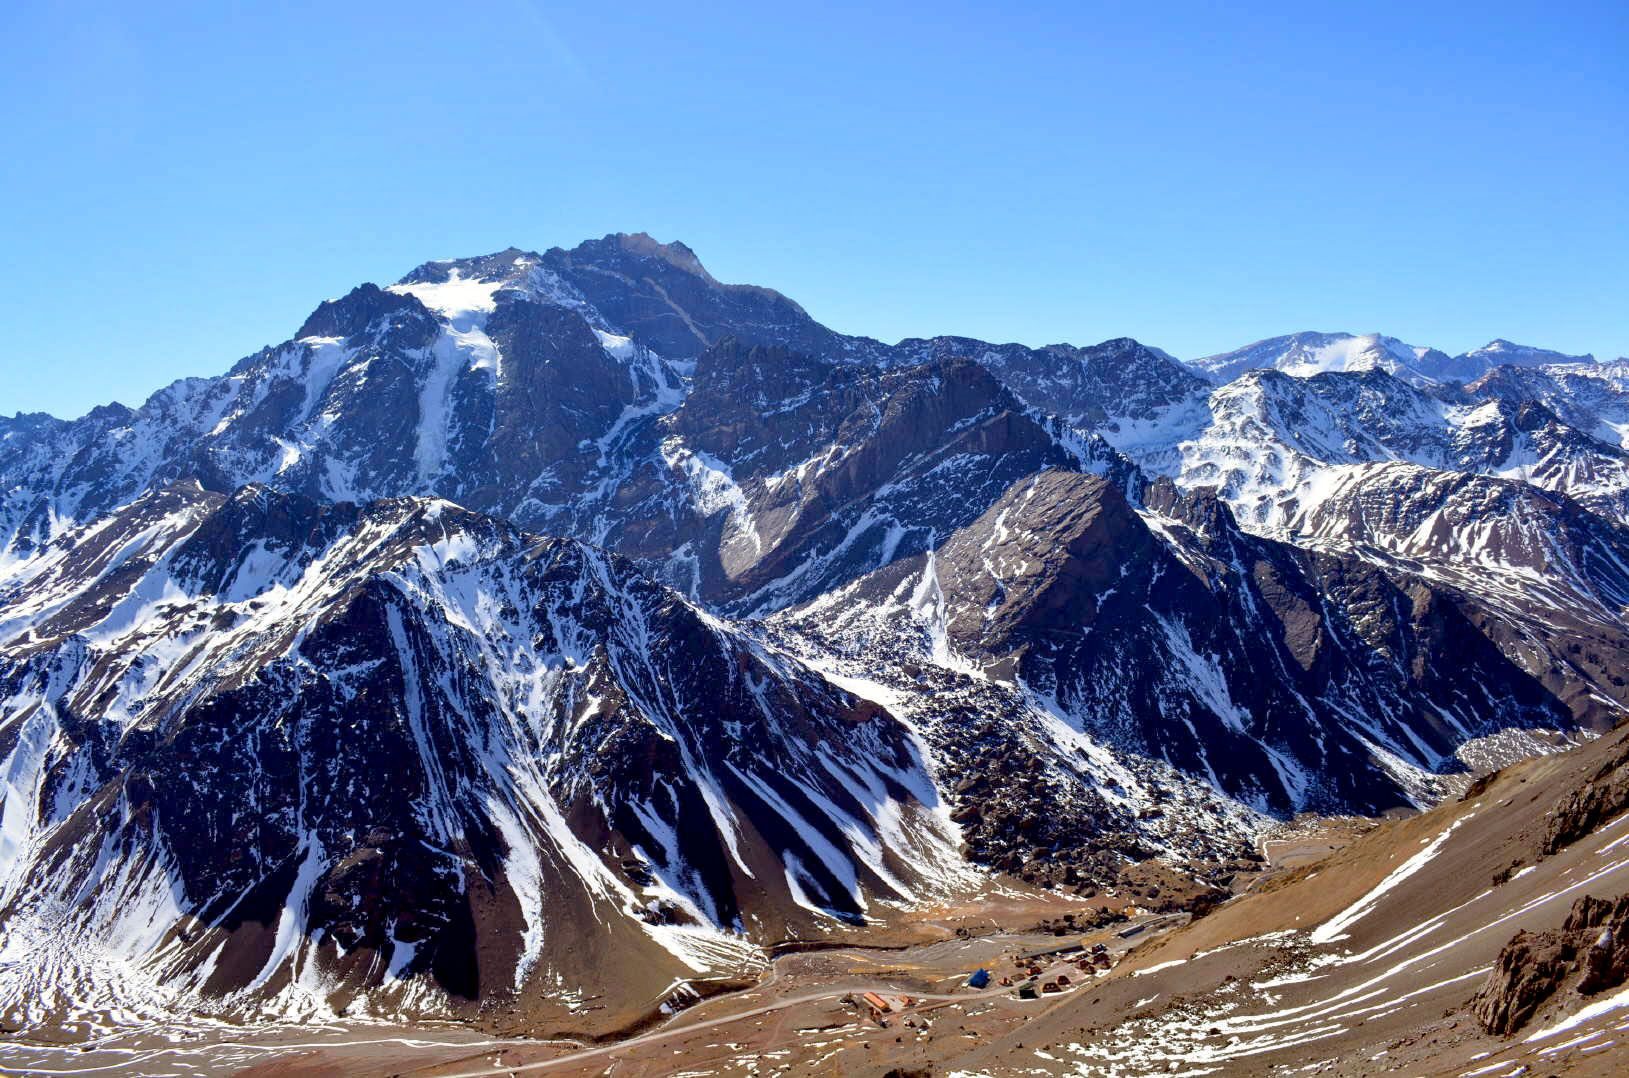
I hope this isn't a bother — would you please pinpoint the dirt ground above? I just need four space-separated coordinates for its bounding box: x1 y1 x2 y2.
0 885 1181 1077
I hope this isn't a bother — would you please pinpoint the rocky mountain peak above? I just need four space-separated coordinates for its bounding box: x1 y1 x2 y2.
930 470 1155 655
396 246 544 288
600 231 718 281
295 282 432 340
532 234 832 359
1461 338 1597 368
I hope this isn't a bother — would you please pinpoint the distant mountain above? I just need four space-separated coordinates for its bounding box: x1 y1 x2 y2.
1454 338 1596 377
1112 366 1629 529
1469 358 1629 450
1191 331 1448 385
1191 331 1598 386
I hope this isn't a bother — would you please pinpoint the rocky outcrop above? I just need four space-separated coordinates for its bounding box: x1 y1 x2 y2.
1544 740 1629 856
295 282 429 340
1474 893 1629 1035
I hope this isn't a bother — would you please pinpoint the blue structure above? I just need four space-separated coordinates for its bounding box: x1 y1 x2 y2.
967 967 991 989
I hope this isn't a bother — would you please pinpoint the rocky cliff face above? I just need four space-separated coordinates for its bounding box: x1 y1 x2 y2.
1544 738 1629 856
786 471 1583 819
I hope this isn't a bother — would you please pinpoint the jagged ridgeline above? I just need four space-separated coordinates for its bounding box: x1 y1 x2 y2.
1 233 1627 1028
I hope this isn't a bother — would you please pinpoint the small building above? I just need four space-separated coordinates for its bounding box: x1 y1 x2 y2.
1018 982 1039 999
861 992 892 1014
966 968 991 989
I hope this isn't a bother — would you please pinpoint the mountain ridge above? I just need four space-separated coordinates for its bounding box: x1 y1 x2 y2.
2 232 1628 1047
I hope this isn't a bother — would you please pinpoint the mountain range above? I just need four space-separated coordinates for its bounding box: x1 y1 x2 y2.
2 233 1627 1039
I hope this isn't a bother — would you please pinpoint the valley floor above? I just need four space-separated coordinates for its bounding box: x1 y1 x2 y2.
7 733 1629 1078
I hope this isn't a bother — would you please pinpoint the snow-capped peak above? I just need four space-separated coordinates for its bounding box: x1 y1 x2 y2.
387 266 510 321
1194 331 1605 387
1460 338 1596 367
392 247 609 330
1190 331 1437 385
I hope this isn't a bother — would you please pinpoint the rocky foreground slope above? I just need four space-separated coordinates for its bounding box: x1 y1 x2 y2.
1 233 1628 1038
943 717 1629 1076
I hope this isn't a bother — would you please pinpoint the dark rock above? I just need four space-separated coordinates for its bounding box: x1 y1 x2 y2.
1473 892 1629 1034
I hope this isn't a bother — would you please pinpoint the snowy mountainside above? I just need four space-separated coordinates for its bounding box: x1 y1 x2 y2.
1191 331 1598 386
1283 462 1629 723
1106 366 1629 530
1469 359 1629 450
0 259 686 562
1191 331 1448 385
785 471 1600 815
0 483 971 1026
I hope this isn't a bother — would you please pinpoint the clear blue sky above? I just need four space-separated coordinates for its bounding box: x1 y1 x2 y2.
3 1 1625 417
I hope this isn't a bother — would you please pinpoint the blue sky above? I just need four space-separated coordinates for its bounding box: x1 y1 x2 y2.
3 1 1625 417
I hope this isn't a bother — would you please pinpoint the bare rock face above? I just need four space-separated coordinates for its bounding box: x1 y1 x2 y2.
842 470 1572 815
653 343 1076 612
1544 741 1629 856
539 233 849 360
1474 893 1629 1035
930 470 1157 652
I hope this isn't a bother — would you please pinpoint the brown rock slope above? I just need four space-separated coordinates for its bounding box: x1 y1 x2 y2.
942 721 1629 1076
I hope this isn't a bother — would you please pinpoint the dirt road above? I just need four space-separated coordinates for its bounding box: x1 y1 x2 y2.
425 979 1046 1076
